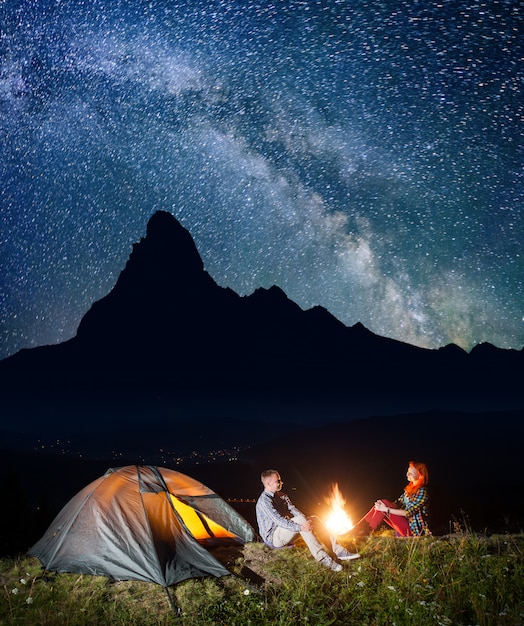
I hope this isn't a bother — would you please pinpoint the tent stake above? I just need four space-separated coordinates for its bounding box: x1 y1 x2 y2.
165 586 182 617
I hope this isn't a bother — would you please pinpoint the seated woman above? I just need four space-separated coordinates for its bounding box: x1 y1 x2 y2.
359 461 431 537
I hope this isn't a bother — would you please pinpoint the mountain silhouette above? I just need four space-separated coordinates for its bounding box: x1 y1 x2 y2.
1 210 523 402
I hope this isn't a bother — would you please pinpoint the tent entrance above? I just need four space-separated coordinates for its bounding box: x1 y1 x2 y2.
169 495 237 542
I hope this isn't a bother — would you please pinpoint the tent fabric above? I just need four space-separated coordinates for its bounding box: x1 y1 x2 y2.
28 465 255 587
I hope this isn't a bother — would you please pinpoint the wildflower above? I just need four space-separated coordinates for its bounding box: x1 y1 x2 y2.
387 585 396 591
20 578 27 585
11 588 19 595
26 597 34 605
243 589 250 596
356 581 365 588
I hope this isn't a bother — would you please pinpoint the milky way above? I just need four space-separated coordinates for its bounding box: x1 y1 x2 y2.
1 0 523 360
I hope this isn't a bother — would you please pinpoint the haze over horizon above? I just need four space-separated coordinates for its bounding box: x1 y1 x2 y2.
1 0 523 361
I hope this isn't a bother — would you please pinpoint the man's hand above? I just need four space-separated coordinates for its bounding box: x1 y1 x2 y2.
300 519 313 532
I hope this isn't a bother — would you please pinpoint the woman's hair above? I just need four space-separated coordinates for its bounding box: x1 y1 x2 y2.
404 461 429 495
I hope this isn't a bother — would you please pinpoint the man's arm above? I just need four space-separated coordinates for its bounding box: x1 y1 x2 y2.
257 492 303 533
280 493 303 519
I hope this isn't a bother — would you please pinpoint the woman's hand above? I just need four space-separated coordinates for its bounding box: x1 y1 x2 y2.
374 500 386 513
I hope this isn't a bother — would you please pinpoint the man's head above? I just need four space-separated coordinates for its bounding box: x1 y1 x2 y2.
261 469 283 493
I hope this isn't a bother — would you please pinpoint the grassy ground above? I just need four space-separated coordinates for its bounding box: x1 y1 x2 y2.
1 531 523 625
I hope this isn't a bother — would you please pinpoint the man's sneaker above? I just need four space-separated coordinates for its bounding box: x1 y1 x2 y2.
336 549 361 561
320 555 343 572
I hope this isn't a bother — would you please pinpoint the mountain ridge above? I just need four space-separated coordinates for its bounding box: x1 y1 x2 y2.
0 210 522 406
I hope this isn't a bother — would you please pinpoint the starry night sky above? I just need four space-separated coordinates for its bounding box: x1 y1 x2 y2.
1 0 523 361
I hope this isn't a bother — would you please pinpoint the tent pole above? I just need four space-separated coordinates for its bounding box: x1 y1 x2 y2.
164 586 181 617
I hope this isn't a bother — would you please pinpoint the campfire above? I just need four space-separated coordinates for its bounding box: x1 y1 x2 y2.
324 483 354 536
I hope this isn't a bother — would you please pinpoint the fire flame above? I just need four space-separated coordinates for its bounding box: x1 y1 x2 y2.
324 483 353 536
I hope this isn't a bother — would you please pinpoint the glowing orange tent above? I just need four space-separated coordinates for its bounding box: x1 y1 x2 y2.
29 465 255 589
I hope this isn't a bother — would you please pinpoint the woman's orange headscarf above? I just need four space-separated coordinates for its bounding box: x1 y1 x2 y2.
404 461 429 495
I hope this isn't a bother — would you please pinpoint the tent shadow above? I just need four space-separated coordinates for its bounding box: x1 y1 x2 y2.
209 543 267 589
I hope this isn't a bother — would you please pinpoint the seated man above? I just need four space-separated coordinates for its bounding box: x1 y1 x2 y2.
256 469 360 572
